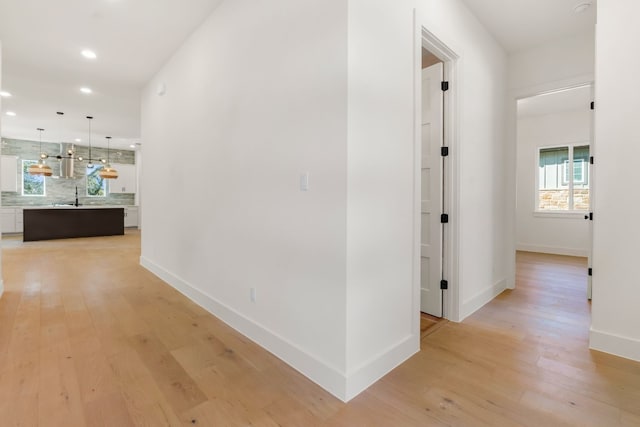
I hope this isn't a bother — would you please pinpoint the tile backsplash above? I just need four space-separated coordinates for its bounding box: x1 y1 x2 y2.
1 137 136 207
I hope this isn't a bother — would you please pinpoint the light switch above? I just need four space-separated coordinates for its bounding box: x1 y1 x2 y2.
300 172 309 191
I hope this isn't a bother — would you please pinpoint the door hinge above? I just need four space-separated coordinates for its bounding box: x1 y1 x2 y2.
590 156 594 165
441 81 449 92
590 101 595 110
440 214 449 224
588 268 593 277
441 146 449 157
440 279 449 290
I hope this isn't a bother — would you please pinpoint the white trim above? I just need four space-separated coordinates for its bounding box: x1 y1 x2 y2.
86 164 107 197
0 279 4 299
21 159 47 197
460 279 507 321
534 141 590 212
344 334 417 401
590 328 640 362
508 76 595 291
516 244 588 258
532 211 587 219
513 74 595 102
140 256 349 401
411 8 422 347
420 27 461 322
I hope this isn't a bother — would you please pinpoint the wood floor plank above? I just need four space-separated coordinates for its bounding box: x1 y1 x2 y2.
2 233 640 426
38 341 87 426
128 331 208 414
83 392 135 427
107 349 182 426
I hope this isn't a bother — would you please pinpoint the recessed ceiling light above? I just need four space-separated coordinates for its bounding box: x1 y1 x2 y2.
0 91 11 97
5 111 16 116
80 87 92 94
574 2 591 13
81 49 97 59
129 144 135 148
75 138 82 142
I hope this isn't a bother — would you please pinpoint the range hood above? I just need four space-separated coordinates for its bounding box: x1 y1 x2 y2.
52 143 77 179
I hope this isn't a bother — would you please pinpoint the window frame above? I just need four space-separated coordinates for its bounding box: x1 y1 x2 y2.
535 142 590 214
21 159 46 197
86 164 107 197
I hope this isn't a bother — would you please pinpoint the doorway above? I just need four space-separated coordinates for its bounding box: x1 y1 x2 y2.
514 84 594 300
415 28 460 326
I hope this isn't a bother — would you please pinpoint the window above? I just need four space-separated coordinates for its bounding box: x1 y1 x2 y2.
22 160 45 196
86 165 106 197
538 144 589 211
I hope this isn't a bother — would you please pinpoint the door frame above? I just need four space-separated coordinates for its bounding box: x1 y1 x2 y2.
414 26 461 322
508 75 595 293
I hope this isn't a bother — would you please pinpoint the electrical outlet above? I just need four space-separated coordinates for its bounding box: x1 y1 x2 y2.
250 287 256 303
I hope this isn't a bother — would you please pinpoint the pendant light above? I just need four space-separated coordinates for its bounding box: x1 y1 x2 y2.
51 111 79 180
28 128 53 176
86 116 95 168
99 136 118 179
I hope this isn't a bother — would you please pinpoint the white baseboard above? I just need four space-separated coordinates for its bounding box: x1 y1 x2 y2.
460 279 507 321
140 256 420 402
140 256 348 399
141 256 417 402
590 328 640 362
516 243 588 258
345 334 418 401
140 256 347 399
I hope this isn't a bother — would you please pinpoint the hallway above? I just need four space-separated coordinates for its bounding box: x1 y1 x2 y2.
0 236 638 426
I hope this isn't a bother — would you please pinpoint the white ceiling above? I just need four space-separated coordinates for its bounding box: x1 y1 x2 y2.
0 0 223 149
518 85 591 118
0 0 597 150
460 0 597 53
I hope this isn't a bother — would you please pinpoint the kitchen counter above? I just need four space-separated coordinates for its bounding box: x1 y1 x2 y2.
21 205 134 209
23 207 125 242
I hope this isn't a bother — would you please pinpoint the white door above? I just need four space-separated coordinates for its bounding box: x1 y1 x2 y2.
420 63 444 316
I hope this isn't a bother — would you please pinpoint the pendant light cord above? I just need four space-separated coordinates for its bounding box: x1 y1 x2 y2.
37 128 44 157
87 116 93 165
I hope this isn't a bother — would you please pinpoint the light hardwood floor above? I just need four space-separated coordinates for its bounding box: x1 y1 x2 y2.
1 235 639 426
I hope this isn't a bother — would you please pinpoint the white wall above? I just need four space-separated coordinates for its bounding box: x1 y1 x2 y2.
141 0 510 401
344 0 418 399
509 30 595 93
0 41 3 299
416 0 509 320
141 0 350 398
342 0 509 399
590 0 640 361
516 110 590 256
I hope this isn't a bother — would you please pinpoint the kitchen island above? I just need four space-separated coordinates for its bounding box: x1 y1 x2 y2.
23 207 125 242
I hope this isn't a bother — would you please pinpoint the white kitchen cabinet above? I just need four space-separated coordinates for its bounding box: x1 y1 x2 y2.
15 208 23 233
1 155 19 192
124 206 138 228
109 164 136 194
1 208 16 233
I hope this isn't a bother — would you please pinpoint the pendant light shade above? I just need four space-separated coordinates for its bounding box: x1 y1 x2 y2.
27 160 53 177
99 166 118 179
99 136 118 179
28 128 53 176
